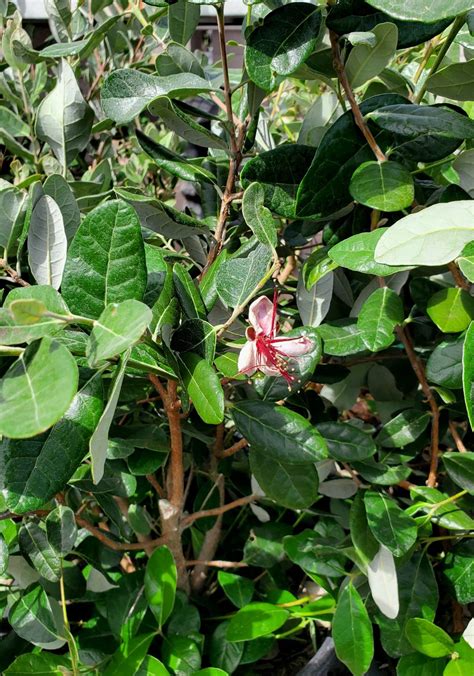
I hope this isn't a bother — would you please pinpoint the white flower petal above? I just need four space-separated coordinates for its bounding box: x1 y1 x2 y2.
238 340 258 375
368 545 399 619
249 296 274 335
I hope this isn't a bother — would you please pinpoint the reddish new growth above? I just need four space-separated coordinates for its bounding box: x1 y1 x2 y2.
238 291 313 384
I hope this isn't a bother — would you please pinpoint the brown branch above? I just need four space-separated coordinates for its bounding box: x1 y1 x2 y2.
448 262 470 290
395 325 440 487
186 560 248 568
76 516 166 552
277 255 296 285
0 509 49 521
146 473 166 497
183 494 257 527
448 420 468 453
0 259 29 287
215 437 248 459
329 31 387 163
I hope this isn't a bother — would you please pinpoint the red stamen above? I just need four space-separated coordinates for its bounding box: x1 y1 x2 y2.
256 335 294 384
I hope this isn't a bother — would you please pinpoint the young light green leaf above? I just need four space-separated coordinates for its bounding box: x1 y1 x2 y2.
90 351 130 484
145 545 177 628
180 352 224 425
28 195 67 290
62 199 147 319
357 287 404 352
427 288 474 333
87 300 152 367
35 60 93 170
332 583 374 676
242 182 278 249
406 618 455 658
350 161 414 212
0 338 78 439
104 633 155 676
226 603 289 642
218 571 254 609
329 228 412 276
375 201 474 266
346 22 398 88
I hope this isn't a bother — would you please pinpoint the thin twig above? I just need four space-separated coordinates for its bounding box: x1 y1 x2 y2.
448 262 470 290
76 516 166 551
0 259 29 287
215 438 248 459
146 473 166 497
448 420 468 453
186 560 248 568
183 495 257 527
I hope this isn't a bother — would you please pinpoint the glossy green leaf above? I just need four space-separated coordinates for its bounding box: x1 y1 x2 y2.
364 491 418 556
35 60 93 170
427 288 474 333
148 97 227 150
333 582 374 676
368 104 474 140
396 653 446 676
171 318 216 362
317 320 366 356
226 603 289 642
173 264 207 319
346 22 398 88
103 633 155 676
375 201 474 266
442 639 473 676
443 452 474 493
162 636 201 675
101 69 212 124
90 351 129 484
62 199 147 319
9 584 59 645
427 334 464 389
19 522 61 582
377 409 431 448
463 322 474 429
218 571 254 609
87 300 152 367
232 400 328 465
350 161 414 211
46 505 77 557
350 492 379 566
145 545 177 628
406 618 455 658
328 228 412 276
216 244 272 309
366 0 473 22
180 352 224 424
249 447 319 509
245 3 323 91
4 653 68 675
317 421 377 461
357 287 404 352
410 486 474 532
443 541 474 604
242 182 278 249
0 338 78 439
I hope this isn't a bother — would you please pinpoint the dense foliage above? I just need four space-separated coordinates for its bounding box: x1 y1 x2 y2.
1 0 474 674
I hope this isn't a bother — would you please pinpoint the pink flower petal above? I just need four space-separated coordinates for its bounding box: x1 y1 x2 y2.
238 340 258 375
248 296 275 336
260 364 281 377
271 335 313 357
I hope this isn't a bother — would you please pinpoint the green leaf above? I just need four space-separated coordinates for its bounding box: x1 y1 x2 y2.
136 130 216 184
0 338 78 439
9 584 59 645
444 639 474 676
365 0 473 22
0 375 104 513
350 161 414 212
375 201 474 266
35 60 93 170
4 653 68 675
303 248 338 289
317 320 366 356
162 636 201 675
350 492 379 566
148 97 227 150
396 653 446 676
62 199 147 319
368 104 474 140
171 318 216 362
249 447 319 509
210 622 244 673
0 286 69 346
145 545 177 629
443 541 474 604
443 452 474 493
103 633 155 676
332 583 374 676
377 409 431 448
463 322 474 430
218 571 254 609
346 22 398 88
226 603 289 642
43 174 80 240
242 182 278 249
0 534 8 576
232 400 327 465
406 618 455 658
426 60 474 102
216 244 272 308
87 300 152 367
317 421 377 461
169 0 200 45
364 491 418 556
46 506 77 557
427 288 474 333
296 93 406 218
241 144 316 218
377 553 438 657
328 228 412 276
101 70 212 124
284 529 348 577
357 287 404 352
180 352 224 424
245 3 323 91
155 41 205 78
410 486 474 532
19 522 61 582
173 264 207 319
90 351 129 484
427 334 464 389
